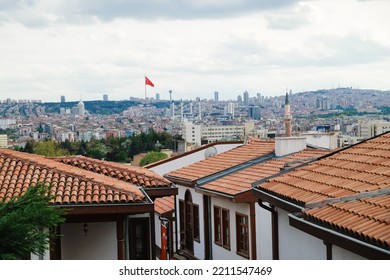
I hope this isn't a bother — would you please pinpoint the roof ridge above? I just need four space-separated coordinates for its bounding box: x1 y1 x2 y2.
56 155 170 184
0 149 144 198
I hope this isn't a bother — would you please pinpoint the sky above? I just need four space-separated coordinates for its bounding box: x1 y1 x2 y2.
1 0 390 102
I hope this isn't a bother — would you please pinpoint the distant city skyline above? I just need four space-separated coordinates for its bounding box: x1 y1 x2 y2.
1 0 390 102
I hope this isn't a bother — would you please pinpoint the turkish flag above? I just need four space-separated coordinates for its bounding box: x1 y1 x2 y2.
145 76 154 87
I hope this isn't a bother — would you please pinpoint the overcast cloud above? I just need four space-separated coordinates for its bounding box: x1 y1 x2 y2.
0 0 390 102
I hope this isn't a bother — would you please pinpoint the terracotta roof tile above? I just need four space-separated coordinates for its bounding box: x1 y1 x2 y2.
154 196 174 215
257 133 390 206
165 138 275 183
254 133 390 250
54 155 172 189
0 149 147 205
201 148 330 196
303 193 390 249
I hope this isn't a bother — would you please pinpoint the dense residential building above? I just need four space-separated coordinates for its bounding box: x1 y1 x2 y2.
0 134 7 148
358 120 390 138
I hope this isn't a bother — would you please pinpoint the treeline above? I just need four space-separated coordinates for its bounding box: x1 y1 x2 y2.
43 100 171 115
16 129 180 162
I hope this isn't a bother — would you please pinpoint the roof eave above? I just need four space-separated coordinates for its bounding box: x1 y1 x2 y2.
289 213 390 260
252 187 304 213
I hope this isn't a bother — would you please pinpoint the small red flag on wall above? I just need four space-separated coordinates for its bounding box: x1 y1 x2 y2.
145 76 154 87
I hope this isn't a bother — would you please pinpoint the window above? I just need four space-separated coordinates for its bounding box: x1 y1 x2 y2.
236 213 249 258
214 206 230 250
193 204 200 241
179 190 200 253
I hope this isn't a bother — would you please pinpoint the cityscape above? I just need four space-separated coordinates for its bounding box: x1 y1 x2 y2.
0 1 390 276
1 87 390 154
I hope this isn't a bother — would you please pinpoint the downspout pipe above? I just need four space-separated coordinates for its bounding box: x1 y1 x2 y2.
258 200 279 260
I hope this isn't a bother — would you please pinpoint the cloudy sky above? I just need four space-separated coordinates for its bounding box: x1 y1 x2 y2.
1 0 390 102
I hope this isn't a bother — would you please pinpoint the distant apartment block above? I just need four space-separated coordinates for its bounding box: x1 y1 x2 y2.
182 121 202 146
359 120 390 138
182 121 254 146
0 135 8 148
103 94 108 101
227 102 235 118
248 105 261 120
0 118 16 129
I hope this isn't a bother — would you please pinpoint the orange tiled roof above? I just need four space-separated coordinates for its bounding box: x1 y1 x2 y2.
154 196 174 215
165 138 275 183
0 149 146 205
303 193 390 249
257 133 390 206
201 148 329 196
54 155 172 188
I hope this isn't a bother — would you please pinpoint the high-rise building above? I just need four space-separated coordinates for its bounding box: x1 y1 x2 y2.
227 102 235 118
61 95 66 103
248 106 261 120
156 93 160 101
243 90 249 106
103 94 108 101
237 95 242 105
78 99 85 117
214 91 219 102
257 92 262 104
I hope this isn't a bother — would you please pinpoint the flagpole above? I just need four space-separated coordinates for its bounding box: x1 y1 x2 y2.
144 75 146 99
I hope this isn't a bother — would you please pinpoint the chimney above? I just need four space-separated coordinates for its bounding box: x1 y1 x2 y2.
275 136 306 157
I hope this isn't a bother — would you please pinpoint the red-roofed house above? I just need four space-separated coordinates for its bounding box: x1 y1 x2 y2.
163 137 332 260
253 132 390 259
0 149 176 260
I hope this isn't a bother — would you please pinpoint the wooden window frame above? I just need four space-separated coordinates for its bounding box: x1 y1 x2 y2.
179 196 200 245
193 204 200 242
214 206 230 250
214 206 222 245
236 212 249 259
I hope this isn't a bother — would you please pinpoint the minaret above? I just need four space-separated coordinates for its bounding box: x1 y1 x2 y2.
180 99 184 121
198 101 202 120
284 90 292 137
171 101 175 120
169 90 174 119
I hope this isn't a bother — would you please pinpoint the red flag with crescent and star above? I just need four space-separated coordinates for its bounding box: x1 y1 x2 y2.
145 76 154 87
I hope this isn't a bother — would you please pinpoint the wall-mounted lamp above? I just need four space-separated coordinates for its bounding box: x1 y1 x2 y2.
83 222 88 236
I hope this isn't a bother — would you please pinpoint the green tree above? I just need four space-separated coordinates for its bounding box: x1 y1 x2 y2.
33 139 68 157
0 184 65 260
140 151 168 166
86 139 108 160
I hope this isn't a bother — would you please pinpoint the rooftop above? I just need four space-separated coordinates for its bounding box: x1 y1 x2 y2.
255 132 390 251
200 148 329 198
0 149 147 205
165 138 275 185
54 155 172 189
